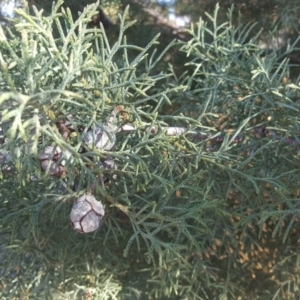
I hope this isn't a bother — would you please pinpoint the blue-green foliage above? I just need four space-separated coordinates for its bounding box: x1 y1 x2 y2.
1 1 300 299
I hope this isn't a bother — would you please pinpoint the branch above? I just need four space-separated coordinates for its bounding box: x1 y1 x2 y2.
119 123 300 152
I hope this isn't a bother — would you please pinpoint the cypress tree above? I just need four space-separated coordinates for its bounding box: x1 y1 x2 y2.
1 1 300 299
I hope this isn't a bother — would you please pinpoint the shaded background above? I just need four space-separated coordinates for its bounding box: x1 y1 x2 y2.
1 0 300 82
1 0 300 56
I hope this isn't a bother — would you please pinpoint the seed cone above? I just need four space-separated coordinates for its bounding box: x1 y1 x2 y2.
83 124 116 150
38 146 72 176
70 194 105 233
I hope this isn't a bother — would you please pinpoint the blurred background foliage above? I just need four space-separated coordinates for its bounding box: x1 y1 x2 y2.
1 1 300 300
2 0 300 70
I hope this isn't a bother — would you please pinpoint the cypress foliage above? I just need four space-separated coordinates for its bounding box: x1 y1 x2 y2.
1 1 300 299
